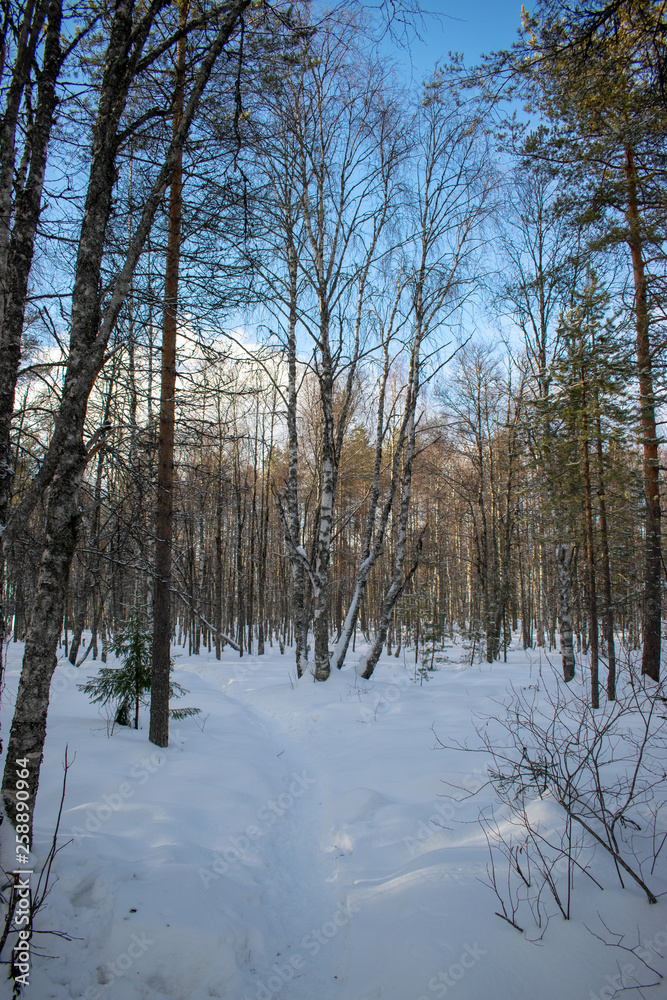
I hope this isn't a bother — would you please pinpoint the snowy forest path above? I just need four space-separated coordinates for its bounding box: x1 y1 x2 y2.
220 669 364 1000
216 658 484 1000
15 640 661 1000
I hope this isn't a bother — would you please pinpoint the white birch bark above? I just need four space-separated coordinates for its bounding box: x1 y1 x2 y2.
358 86 493 678
2 0 252 828
329 297 411 672
0 0 65 684
254 28 402 680
359 327 422 679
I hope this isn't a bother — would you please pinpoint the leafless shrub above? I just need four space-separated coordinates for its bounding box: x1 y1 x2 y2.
437 660 667 936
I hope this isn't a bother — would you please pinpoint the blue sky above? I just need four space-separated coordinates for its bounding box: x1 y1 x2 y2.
388 1 525 82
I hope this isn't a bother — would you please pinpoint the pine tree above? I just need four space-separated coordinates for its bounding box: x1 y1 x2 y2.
515 1 667 681
78 616 199 729
545 273 632 703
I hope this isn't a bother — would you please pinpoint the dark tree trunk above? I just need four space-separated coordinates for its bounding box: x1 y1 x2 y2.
595 399 616 701
150 0 188 749
625 145 661 682
581 381 599 709
555 543 576 682
2 0 251 825
0 0 62 687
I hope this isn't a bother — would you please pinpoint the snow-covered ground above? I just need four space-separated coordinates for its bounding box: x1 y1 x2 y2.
1 636 667 1000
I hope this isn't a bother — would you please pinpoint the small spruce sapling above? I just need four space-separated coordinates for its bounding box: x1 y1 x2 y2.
78 616 199 728
420 601 447 673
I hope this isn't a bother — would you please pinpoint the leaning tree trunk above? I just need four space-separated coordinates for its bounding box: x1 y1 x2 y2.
0 0 62 688
2 0 251 827
2 0 152 831
329 334 411 673
360 317 423 681
2 436 87 832
360 406 419 680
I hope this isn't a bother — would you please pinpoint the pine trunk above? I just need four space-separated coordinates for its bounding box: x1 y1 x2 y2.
625 144 661 682
150 0 187 747
595 402 616 701
581 391 599 709
555 543 576 682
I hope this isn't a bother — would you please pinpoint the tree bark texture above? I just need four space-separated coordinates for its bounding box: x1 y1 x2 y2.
150 0 188 749
625 144 661 682
581 392 600 709
0 0 62 686
595 397 616 700
361 323 422 680
2 0 251 824
555 543 576 682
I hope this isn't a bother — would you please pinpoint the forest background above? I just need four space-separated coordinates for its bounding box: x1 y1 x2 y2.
1 0 666 830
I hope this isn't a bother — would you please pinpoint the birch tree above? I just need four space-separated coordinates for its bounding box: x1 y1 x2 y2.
0 0 92 683
2 0 254 829
358 78 494 679
252 18 405 679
